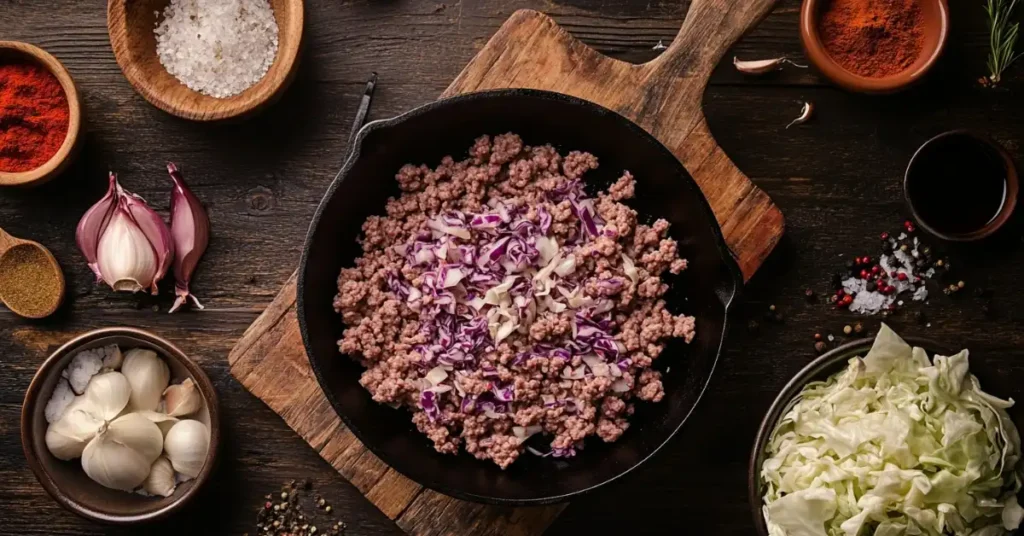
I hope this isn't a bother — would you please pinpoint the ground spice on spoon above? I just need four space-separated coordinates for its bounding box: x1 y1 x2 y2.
0 244 62 318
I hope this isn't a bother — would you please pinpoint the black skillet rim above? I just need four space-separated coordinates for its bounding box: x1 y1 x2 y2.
298 88 744 505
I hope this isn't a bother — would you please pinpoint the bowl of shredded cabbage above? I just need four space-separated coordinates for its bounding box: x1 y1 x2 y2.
750 324 1023 536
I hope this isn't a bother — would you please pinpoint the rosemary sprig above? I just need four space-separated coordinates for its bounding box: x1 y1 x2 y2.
986 0 1023 85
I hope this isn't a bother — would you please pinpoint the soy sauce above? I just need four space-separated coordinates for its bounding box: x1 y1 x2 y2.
906 133 1009 236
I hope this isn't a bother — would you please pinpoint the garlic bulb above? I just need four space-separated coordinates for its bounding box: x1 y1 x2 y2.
121 349 169 411
45 398 103 460
164 419 210 479
76 172 174 295
81 413 163 491
143 456 176 497
163 378 202 417
136 410 179 437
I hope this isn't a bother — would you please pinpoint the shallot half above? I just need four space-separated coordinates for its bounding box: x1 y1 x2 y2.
76 173 174 294
167 163 210 313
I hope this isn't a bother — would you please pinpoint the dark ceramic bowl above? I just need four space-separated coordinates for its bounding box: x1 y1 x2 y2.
748 336 950 535
22 327 220 525
298 89 742 505
905 130 1019 242
800 0 949 93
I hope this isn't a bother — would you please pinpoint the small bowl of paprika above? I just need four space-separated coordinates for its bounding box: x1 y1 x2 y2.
0 41 82 187
800 0 950 93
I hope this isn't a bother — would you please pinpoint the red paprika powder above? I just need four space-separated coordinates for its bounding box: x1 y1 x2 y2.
0 62 70 173
818 0 925 78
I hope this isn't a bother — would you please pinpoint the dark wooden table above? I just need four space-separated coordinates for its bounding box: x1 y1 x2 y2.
2 0 1023 534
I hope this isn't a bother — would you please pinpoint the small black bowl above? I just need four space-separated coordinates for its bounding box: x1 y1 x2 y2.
748 336 951 535
905 130 1018 242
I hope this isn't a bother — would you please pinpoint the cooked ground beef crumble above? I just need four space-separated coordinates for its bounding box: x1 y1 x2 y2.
334 133 695 468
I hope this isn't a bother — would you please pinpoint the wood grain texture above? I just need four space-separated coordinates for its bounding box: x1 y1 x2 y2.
106 0 304 121
227 1 781 534
3 0 1023 534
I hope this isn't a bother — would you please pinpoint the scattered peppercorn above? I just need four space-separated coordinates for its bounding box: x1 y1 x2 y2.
814 341 827 354
854 322 863 334
814 333 822 341
804 288 816 301
843 325 852 335
255 481 347 536
914 310 927 325
769 304 776 312
747 319 760 334
957 280 965 289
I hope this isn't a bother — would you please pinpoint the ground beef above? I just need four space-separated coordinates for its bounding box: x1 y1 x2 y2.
335 133 695 469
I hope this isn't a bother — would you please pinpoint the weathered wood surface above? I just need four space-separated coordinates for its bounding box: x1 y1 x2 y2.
2 0 1024 535
227 2 782 534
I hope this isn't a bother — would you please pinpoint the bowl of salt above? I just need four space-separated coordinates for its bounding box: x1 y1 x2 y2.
107 0 304 121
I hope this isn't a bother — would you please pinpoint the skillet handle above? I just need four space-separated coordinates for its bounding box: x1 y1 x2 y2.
645 0 778 90
628 0 784 280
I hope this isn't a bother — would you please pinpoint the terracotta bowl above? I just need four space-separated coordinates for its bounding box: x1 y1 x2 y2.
800 0 950 93
107 0 304 121
22 327 220 525
0 41 82 187
748 336 951 535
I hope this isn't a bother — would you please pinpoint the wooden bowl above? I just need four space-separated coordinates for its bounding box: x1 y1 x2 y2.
0 41 82 187
107 0 304 121
22 328 220 525
800 0 949 93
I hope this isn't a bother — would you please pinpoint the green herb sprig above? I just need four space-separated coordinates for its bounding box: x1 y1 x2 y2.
986 0 1023 85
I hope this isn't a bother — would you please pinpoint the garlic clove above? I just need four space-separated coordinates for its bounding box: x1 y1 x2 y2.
45 399 104 460
121 349 170 412
143 456 176 498
100 344 123 371
163 378 203 417
135 410 179 437
164 419 210 479
97 209 159 293
122 188 174 295
167 163 210 313
83 372 132 421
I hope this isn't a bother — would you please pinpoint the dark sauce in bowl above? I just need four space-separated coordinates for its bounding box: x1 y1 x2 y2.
905 131 1017 240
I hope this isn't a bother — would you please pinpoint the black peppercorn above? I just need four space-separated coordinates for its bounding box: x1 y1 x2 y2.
814 341 827 354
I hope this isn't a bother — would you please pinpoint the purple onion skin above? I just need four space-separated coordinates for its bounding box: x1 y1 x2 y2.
75 173 118 281
167 163 210 313
76 172 174 294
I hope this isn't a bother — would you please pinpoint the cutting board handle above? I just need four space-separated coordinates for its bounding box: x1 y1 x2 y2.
647 0 778 88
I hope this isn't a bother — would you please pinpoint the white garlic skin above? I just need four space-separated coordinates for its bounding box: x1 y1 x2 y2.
163 378 203 417
96 210 159 293
143 456 176 498
45 399 103 461
163 419 210 479
121 349 170 412
135 410 179 437
81 413 163 491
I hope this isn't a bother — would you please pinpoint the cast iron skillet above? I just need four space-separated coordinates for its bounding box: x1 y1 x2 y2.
298 89 742 505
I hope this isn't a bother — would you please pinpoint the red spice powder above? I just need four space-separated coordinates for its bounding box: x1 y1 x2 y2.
0 62 70 173
818 0 925 78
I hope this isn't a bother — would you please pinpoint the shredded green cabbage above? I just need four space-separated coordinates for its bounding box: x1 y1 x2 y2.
762 324 1023 536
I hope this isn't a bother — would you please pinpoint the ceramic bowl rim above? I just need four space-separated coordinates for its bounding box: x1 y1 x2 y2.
21 327 220 525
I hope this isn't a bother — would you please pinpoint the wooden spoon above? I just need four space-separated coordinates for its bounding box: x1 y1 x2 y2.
0 227 65 318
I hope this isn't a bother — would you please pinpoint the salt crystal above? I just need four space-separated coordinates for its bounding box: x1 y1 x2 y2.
154 0 279 98
44 379 76 424
828 334 835 342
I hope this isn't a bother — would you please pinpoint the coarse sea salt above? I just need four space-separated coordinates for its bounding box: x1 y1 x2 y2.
154 0 279 99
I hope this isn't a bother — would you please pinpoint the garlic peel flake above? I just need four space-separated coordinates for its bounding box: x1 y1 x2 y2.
143 456 176 498
163 378 203 417
121 349 170 412
136 410 179 436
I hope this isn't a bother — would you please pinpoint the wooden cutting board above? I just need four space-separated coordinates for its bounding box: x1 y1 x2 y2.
228 2 783 534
